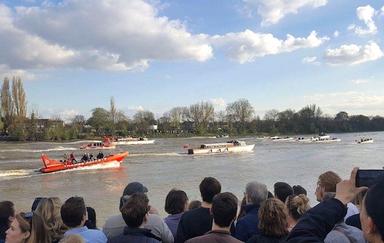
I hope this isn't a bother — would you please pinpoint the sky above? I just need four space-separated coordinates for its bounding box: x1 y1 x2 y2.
0 0 383 120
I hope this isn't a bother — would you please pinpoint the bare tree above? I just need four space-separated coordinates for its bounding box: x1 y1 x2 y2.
188 102 214 134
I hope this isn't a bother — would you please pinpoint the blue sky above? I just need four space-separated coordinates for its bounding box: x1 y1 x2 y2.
0 0 383 120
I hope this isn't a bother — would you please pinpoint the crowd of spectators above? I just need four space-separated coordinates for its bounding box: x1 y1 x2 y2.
1 167 383 243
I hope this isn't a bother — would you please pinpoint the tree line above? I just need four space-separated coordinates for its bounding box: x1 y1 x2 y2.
1 77 384 141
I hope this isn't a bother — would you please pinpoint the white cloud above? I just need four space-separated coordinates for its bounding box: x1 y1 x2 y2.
333 31 339 37
302 56 320 65
350 79 369 85
0 0 213 73
210 98 226 110
212 30 328 63
349 5 378 36
324 42 383 65
243 0 328 25
0 64 36 80
304 91 384 115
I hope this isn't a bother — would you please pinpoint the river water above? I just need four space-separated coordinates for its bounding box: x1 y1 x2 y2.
0 132 382 225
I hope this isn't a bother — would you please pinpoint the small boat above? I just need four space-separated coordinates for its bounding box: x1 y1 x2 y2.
187 140 255 155
80 138 116 150
216 134 229 138
311 135 341 143
112 137 155 145
296 137 312 143
39 151 129 173
271 136 294 141
356 138 373 144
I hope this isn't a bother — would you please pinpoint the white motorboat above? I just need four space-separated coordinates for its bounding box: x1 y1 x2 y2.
187 140 255 155
296 137 312 143
356 138 373 144
113 137 155 145
311 135 341 143
271 136 294 141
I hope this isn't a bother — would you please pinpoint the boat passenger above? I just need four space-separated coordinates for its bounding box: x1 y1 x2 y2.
96 152 104 160
89 154 94 161
70 153 77 163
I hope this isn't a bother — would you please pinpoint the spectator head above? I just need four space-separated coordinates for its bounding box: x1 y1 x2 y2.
211 192 238 228
60 197 87 228
29 197 67 243
245 181 268 206
120 193 149 228
164 189 188 215
120 182 148 209
316 171 341 202
5 213 31 243
85 207 97 229
31 197 47 212
0 201 15 240
293 185 307 196
199 177 221 203
274 182 294 203
285 194 311 222
360 178 384 242
258 198 289 237
188 200 202 210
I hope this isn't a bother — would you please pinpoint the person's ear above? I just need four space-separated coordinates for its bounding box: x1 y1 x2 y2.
366 216 377 234
23 231 30 240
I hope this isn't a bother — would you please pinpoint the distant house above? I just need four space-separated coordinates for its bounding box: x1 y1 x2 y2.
35 119 64 130
149 124 158 130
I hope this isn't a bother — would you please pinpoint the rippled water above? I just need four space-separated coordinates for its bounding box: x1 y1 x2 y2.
0 132 382 225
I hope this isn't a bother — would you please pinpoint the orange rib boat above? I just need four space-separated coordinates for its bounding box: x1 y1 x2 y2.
40 151 129 173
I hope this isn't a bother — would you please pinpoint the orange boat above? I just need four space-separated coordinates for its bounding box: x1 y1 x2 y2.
39 151 129 173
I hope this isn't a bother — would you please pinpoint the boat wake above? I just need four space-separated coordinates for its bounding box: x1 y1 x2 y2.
0 161 121 181
60 140 101 145
129 152 182 157
0 146 78 153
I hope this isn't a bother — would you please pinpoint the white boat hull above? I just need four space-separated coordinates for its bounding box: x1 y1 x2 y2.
188 144 255 155
357 140 373 144
80 145 116 150
312 138 341 143
114 140 155 145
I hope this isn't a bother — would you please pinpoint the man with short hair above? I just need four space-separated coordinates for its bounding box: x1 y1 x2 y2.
61 196 107 243
316 171 359 220
186 192 242 243
103 182 173 243
234 181 268 242
108 193 160 243
175 177 222 243
274 182 293 202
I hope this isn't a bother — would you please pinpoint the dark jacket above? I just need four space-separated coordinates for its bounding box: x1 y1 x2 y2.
108 226 161 243
234 204 260 241
286 198 347 243
246 234 287 243
186 230 243 243
345 213 361 230
175 207 212 243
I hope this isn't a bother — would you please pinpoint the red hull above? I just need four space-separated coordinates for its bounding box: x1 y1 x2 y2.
40 152 128 173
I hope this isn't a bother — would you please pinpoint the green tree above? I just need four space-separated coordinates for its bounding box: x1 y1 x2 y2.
1 77 14 133
86 108 112 135
133 110 155 134
110 97 117 135
187 102 214 134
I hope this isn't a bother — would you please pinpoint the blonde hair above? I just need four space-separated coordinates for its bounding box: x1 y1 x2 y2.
15 214 31 243
28 197 68 243
258 198 289 237
286 194 310 221
59 234 85 243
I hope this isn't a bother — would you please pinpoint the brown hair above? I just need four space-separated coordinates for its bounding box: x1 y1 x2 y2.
318 171 341 192
258 198 289 237
15 214 31 234
285 194 310 221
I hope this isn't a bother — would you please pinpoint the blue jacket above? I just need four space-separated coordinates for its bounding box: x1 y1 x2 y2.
234 204 260 241
286 198 347 243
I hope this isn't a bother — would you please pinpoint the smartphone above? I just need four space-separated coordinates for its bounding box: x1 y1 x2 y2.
356 169 384 187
